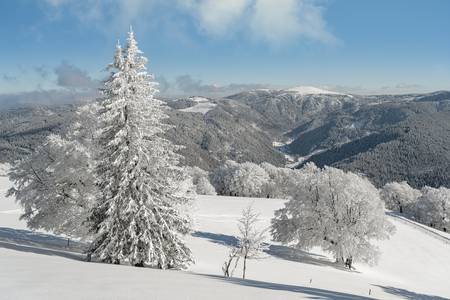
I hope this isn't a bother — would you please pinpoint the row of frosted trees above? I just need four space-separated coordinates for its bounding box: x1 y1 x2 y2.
381 181 450 232
205 160 450 233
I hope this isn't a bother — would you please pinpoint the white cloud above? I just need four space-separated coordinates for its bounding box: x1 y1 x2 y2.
179 0 250 36
250 0 299 44
180 0 336 44
296 0 337 43
250 0 336 45
45 0 69 6
43 0 160 35
157 74 269 97
54 61 98 90
322 84 430 95
42 0 336 46
0 89 98 108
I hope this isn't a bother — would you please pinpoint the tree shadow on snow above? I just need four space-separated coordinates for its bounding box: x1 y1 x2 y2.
191 231 239 247
0 227 86 261
266 244 359 272
192 231 357 272
374 285 450 300
201 274 375 300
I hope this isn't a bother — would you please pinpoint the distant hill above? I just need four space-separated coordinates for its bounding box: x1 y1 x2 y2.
288 94 450 188
0 106 73 163
166 97 286 170
1 88 450 188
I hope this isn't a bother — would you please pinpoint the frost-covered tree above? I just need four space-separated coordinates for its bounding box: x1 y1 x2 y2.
380 181 421 214
228 162 269 197
237 205 266 279
196 176 216 195
88 30 193 269
222 205 266 279
210 160 239 196
272 164 394 265
222 246 240 278
7 103 98 238
211 161 270 197
260 162 308 199
185 166 216 195
415 186 450 232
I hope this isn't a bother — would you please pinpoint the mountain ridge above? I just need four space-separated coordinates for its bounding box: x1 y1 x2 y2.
1 89 450 188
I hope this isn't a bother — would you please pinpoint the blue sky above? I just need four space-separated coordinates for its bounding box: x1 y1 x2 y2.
1 0 450 98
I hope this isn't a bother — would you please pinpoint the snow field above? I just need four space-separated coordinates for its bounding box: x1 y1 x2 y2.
1 166 449 299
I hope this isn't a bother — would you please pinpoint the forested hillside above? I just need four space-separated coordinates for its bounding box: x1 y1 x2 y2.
0 106 73 162
1 89 450 188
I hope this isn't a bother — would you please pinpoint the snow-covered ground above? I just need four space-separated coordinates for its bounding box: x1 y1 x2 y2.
179 96 217 114
1 164 449 299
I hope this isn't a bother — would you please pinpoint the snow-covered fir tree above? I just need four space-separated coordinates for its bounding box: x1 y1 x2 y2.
271 164 394 265
88 29 193 268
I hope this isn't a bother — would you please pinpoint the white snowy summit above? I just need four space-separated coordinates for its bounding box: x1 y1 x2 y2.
284 86 344 95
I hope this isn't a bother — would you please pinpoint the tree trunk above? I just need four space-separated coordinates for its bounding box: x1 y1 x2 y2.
242 255 247 279
134 261 144 267
223 256 233 277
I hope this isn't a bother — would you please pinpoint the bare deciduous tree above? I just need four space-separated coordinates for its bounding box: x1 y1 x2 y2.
222 205 266 279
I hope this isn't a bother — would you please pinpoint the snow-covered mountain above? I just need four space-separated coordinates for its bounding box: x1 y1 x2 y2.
250 86 347 96
284 85 346 96
2 90 450 188
226 90 450 188
227 88 357 132
1 166 449 299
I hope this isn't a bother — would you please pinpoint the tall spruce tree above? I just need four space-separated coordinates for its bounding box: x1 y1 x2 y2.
89 29 193 268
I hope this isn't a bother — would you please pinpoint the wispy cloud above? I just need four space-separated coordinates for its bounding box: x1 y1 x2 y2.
179 0 336 45
178 0 250 37
0 89 98 108
54 61 98 90
158 74 269 97
322 83 430 95
45 0 70 6
34 65 51 79
42 0 336 46
2 74 17 82
250 0 336 45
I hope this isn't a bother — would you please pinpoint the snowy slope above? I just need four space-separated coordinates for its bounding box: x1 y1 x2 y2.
1 165 449 300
